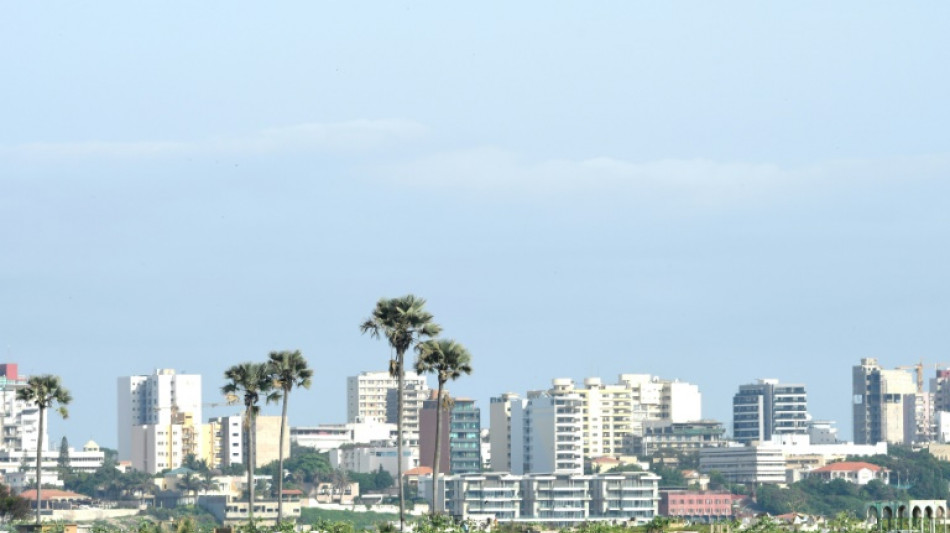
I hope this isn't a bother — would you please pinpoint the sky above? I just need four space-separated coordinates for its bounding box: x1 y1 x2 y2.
2 3 949 449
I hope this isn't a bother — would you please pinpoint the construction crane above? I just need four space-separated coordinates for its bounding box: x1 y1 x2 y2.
895 360 950 393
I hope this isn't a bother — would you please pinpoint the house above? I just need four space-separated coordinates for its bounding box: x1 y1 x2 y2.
804 461 889 485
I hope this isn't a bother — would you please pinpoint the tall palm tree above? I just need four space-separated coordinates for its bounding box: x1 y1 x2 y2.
360 295 441 531
414 339 472 514
16 374 72 524
268 349 312 523
222 362 279 523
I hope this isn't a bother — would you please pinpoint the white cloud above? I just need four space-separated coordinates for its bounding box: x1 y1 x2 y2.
379 147 950 207
0 119 427 160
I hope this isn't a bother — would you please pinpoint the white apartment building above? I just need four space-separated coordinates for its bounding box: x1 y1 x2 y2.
0 440 106 490
0 364 42 453
698 443 787 485
544 375 702 459
424 471 659 525
347 370 429 448
510 391 584 475
117 369 203 462
328 440 417 476
206 415 244 469
291 420 396 452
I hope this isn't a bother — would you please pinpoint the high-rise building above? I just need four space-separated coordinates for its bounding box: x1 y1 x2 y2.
346 370 429 447
0 364 42 453
548 375 703 458
419 395 482 474
732 379 808 443
509 391 584 475
852 358 917 445
117 369 203 468
489 393 520 473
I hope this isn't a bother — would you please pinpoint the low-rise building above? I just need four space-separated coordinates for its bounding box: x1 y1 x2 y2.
804 461 889 485
632 420 725 456
329 440 417 476
423 471 659 526
291 421 395 452
197 494 302 526
660 490 733 522
698 443 786 485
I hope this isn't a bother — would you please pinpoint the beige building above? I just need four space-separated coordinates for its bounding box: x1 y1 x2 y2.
547 375 702 459
853 358 917 445
347 370 430 447
253 415 289 468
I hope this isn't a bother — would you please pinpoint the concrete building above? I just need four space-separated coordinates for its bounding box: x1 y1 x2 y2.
807 420 839 444
733 379 808 444
205 415 243 469
903 392 935 445
0 440 106 490
117 369 203 463
510 391 584 475
291 420 395 452
698 443 787 485
347 370 429 447
660 490 734 522
489 393 521 473
329 440 417 476
203 414 287 470
419 396 482 475
804 461 889 485
852 358 917 445
0 363 42 453
425 471 659 525
632 420 726 456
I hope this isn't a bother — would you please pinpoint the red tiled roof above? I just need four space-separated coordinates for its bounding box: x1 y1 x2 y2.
403 466 433 476
19 489 90 501
281 489 303 495
812 461 884 473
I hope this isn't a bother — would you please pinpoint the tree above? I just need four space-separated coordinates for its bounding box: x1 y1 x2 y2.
222 362 279 522
268 349 313 523
57 436 72 479
0 482 30 523
414 339 472 514
360 295 441 531
16 374 72 524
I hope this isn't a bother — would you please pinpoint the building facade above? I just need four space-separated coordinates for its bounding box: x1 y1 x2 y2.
852 358 917 445
733 379 808 444
632 420 726 456
660 490 734 522
347 370 429 447
426 471 659 526
117 369 203 463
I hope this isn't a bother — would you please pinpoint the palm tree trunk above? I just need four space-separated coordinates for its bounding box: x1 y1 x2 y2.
277 390 288 523
396 352 405 532
247 406 255 522
431 381 445 515
35 406 44 524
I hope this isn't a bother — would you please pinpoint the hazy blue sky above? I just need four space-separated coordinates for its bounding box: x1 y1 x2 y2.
2 3 949 449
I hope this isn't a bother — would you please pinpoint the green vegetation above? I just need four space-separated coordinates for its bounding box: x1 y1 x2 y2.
299 507 399 530
755 446 950 517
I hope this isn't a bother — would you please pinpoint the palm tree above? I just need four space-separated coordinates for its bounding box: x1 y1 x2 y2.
360 295 441 531
16 374 72 524
222 362 279 522
268 349 312 523
414 339 472 514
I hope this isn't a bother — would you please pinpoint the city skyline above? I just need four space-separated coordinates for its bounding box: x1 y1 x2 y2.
3 3 949 449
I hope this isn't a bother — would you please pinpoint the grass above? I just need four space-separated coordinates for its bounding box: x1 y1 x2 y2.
299 507 400 530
